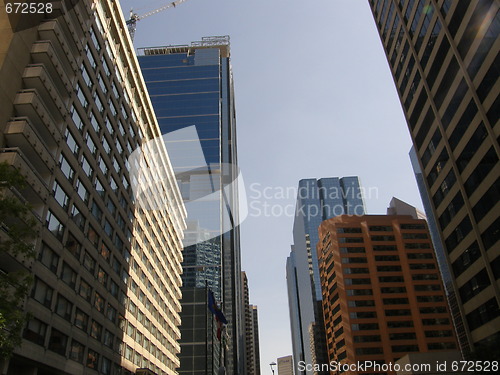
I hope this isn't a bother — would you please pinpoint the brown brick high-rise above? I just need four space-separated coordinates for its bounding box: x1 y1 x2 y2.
318 215 457 372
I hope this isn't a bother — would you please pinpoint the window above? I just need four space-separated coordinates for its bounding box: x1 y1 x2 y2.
87 225 99 246
91 200 103 222
60 262 77 288
106 304 117 322
94 292 105 312
53 181 69 210
81 156 93 179
420 306 447 314
97 266 108 286
32 278 53 307
65 232 81 259
78 278 92 302
74 308 89 331
48 329 68 355
75 82 88 109
55 294 73 321
371 235 395 241
383 297 409 305
385 309 411 316
23 318 47 346
459 268 490 303
70 105 84 132
90 320 103 340
46 210 64 239
76 178 90 203
377 265 402 272
69 339 85 363
87 349 99 370
39 244 59 273
65 128 79 156
85 133 97 156
59 154 75 183
103 330 114 348
369 225 393 232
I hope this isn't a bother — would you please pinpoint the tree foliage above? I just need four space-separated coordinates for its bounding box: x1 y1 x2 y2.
0 162 38 359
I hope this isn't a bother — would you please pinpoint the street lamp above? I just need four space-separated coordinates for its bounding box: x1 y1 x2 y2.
270 361 277 375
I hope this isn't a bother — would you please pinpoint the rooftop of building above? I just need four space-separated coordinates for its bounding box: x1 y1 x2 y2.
139 35 230 57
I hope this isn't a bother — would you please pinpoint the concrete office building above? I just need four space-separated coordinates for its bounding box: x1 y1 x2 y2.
138 36 243 374
277 355 294 375
0 1 186 374
286 177 365 374
317 215 458 372
368 0 499 355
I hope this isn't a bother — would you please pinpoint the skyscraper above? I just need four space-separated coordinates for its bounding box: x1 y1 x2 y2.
317 214 458 369
410 147 469 354
286 177 365 374
368 0 499 355
138 36 243 374
278 355 294 375
0 1 186 374
242 272 261 375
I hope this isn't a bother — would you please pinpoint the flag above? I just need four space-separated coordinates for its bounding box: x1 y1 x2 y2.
207 290 228 324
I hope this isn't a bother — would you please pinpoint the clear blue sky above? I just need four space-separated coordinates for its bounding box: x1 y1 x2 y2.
120 0 424 372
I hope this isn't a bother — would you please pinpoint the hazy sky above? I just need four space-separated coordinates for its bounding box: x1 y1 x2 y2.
120 0 425 371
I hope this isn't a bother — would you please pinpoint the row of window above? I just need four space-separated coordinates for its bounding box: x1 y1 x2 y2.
24 319 114 374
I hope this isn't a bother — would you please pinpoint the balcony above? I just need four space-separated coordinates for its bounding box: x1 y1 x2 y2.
0 148 49 207
37 20 79 76
13 90 62 149
22 65 66 124
30 41 72 97
4 118 56 176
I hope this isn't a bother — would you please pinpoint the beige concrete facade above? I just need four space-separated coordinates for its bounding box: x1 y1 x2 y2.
0 1 186 374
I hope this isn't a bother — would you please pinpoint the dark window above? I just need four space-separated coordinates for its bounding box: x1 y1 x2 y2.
457 123 488 172
383 297 409 304
421 128 442 167
464 146 498 197
387 320 414 328
466 298 500 331
452 242 481 277
354 335 381 343
422 318 450 325
481 216 500 251
415 107 435 149
414 284 441 291
69 339 85 363
434 58 460 109
448 100 479 150
48 329 68 355
74 308 89 331
427 148 449 188
32 278 53 308
459 268 490 303
60 262 77 289
385 309 411 316
432 169 456 207
420 306 447 314
55 295 73 321
392 344 420 352
441 78 468 129
439 191 465 229
445 215 473 252
390 332 416 340
39 243 59 273
377 265 402 272
473 178 499 223
373 245 397 251
87 349 99 369
23 319 47 346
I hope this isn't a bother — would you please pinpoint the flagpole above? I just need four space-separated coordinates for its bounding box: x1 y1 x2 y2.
205 279 208 375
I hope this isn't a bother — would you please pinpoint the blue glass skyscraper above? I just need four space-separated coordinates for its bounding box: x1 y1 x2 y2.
286 177 365 375
138 36 243 375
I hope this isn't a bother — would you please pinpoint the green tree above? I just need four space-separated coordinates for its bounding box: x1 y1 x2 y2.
0 162 38 359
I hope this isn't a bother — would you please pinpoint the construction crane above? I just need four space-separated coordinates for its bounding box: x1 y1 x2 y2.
126 0 189 40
